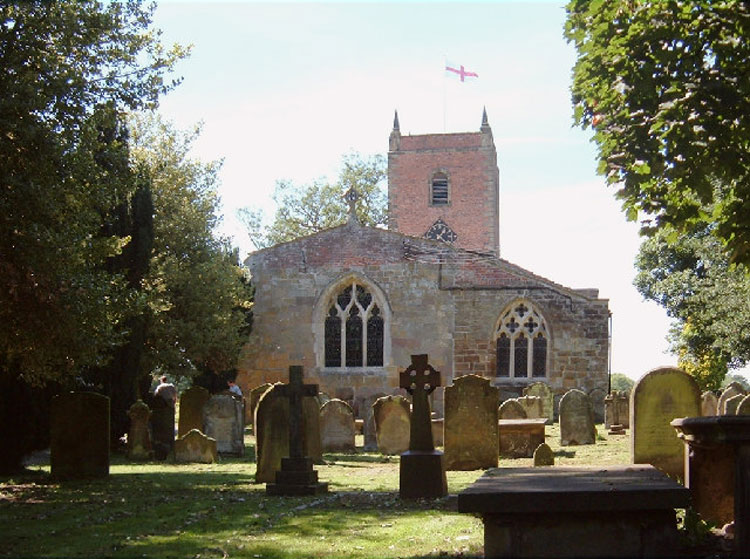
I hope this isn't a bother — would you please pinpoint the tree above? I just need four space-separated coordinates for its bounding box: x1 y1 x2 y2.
0 1 185 471
634 225 750 390
238 152 387 248
565 1 750 264
610 373 635 395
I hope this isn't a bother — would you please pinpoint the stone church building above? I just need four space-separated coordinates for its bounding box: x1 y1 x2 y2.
237 110 610 417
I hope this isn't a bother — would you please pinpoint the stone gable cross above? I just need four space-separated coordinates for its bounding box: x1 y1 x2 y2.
278 365 318 459
344 187 360 224
399 354 441 452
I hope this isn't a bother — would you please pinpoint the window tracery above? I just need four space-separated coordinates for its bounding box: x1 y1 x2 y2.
496 301 548 378
324 282 384 368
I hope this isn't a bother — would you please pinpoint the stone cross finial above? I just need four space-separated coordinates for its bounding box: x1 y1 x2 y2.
399 354 441 451
278 365 318 459
344 187 360 224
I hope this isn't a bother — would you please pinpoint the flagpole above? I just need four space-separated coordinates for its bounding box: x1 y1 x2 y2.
443 55 447 132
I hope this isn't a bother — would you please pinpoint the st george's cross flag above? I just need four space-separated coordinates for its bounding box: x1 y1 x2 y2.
445 61 478 82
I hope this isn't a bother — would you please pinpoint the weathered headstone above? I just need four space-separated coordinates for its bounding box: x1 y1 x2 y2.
588 387 607 424
178 386 211 438
718 383 746 415
444 374 498 471
631 366 701 480
701 391 719 416
359 393 385 451
320 399 355 453
724 393 744 416
266 366 328 496
516 395 544 420
523 381 554 423
150 395 175 460
499 419 547 458
498 398 527 420
175 429 217 463
50 392 110 480
203 393 244 456
127 400 152 460
738 394 750 415
533 442 555 466
398 354 448 499
559 389 596 446
247 382 273 427
373 395 411 455
604 391 629 429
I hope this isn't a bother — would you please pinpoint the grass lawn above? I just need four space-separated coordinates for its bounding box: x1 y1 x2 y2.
1 424 629 558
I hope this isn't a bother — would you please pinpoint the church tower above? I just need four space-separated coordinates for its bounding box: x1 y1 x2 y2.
387 109 500 256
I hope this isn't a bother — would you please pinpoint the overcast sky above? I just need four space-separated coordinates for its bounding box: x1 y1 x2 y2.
152 1 738 382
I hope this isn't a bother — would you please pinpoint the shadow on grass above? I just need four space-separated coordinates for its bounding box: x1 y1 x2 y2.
554 449 576 458
324 452 396 464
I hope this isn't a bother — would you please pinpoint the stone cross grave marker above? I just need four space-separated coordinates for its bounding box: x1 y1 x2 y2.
266 366 328 496
398 354 447 499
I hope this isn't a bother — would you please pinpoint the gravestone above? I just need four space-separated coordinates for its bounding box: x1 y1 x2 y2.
50 392 110 480
127 400 152 460
499 419 547 458
247 382 273 427
150 394 175 460
533 442 555 466
498 399 527 420
203 393 244 456
444 374 498 471
631 366 701 480
266 366 328 496
738 394 750 415
178 386 211 438
604 391 629 429
373 395 411 455
320 398 355 453
701 391 719 416
724 393 744 416
516 395 544 420
175 429 217 463
523 381 554 423
588 387 607 424
359 393 385 451
718 383 746 415
559 389 596 446
398 354 448 499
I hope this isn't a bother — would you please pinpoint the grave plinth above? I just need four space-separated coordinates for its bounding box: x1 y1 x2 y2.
266 366 328 496
399 354 447 499
498 418 546 458
672 415 750 556
458 466 690 558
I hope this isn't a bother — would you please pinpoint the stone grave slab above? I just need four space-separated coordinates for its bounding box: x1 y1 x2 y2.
737 394 750 415
150 395 175 460
178 386 210 438
523 381 554 423
247 383 273 428
444 374 498 471
701 391 718 416
604 391 629 429
498 399 527 420
127 400 152 460
373 395 411 455
498 418 546 458
50 392 110 480
588 387 607 424
724 393 744 416
320 398 355 453
203 393 244 456
718 382 746 415
175 429 217 463
458 465 690 558
631 367 700 480
533 442 554 466
559 389 596 446
516 395 544 420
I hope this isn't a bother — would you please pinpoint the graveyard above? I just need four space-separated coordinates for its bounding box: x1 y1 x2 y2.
2 422 631 559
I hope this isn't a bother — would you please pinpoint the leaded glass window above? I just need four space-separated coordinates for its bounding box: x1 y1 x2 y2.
495 301 549 378
324 281 384 368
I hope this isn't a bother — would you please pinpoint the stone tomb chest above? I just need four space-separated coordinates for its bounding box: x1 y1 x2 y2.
458 465 690 558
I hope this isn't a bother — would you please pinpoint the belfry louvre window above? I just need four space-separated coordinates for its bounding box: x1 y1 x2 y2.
324 282 384 368
431 172 449 205
496 302 548 378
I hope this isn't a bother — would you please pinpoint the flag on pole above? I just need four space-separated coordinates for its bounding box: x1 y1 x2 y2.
445 61 478 82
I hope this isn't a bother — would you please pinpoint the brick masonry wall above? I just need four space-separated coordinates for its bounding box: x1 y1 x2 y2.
238 222 610 419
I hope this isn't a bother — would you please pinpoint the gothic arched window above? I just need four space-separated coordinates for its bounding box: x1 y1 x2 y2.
324 282 384 368
496 301 549 378
430 171 449 206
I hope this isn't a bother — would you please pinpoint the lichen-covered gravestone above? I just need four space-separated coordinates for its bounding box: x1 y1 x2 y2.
701 391 718 416
373 395 411 455
631 366 700 480
127 400 152 460
516 395 544 420
533 442 555 466
498 398 527 420
724 394 745 416
320 398 355 452
51 392 109 480
444 374 498 471
718 382 746 415
255 383 323 483
738 394 750 415
203 393 244 456
175 429 217 463
604 391 629 429
178 386 210 438
587 387 607 424
559 389 596 446
360 393 385 451
247 382 273 427
523 381 554 423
